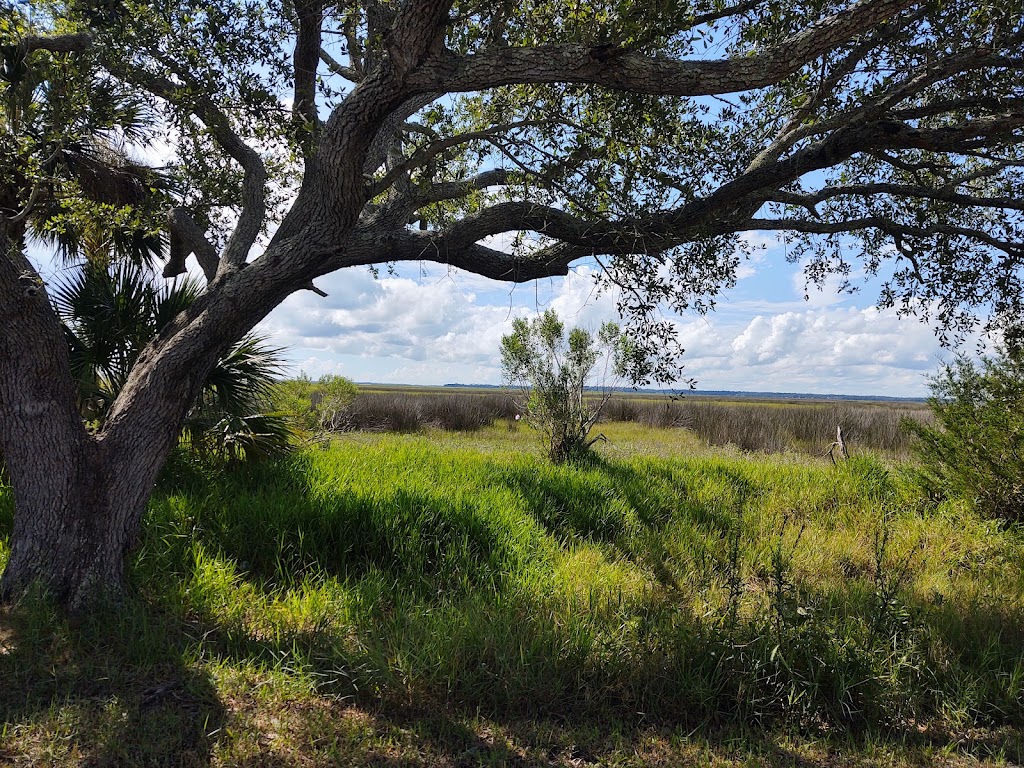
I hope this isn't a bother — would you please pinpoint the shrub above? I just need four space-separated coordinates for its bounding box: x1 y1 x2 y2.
55 262 292 463
272 374 359 433
906 351 1024 519
501 310 633 463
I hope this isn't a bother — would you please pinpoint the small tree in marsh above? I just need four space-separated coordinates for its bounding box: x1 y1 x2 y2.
501 310 632 463
906 350 1024 520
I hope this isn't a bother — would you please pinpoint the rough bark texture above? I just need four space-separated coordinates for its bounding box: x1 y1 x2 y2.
0 232 125 608
0 228 230 610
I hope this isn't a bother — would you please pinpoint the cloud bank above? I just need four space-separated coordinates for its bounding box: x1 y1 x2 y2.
258 260 949 397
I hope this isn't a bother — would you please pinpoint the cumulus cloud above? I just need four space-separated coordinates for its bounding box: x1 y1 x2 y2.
679 305 944 395
262 268 519 381
258 256 955 396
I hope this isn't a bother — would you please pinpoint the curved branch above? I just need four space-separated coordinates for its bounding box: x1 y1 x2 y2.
411 0 914 96
416 168 513 204
362 92 440 176
164 208 219 281
21 32 93 55
746 216 1024 257
116 65 268 269
320 48 361 82
341 225 578 282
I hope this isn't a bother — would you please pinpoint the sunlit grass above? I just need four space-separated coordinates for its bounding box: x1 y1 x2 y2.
2 428 1023 765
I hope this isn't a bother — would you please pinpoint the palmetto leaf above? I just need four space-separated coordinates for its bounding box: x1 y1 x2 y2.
203 335 287 415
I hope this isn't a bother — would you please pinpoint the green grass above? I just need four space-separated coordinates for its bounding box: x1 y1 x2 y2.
2 425 1024 765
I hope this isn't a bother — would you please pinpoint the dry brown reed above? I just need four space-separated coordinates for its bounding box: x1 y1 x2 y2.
601 396 931 455
344 392 519 432
341 389 929 454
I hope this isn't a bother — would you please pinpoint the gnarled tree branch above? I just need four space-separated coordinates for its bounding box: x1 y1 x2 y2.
409 0 913 96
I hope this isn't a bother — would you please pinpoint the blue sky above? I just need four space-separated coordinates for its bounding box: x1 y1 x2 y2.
257 231 959 397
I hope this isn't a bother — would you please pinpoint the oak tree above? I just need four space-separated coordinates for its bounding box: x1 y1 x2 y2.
1 0 1022 609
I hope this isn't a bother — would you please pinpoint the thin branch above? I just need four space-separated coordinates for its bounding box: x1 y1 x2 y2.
369 120 542 196
770 183 1024 212
688 0 766 28
117 63 268 269
746 216 1024 257
319 48 362 82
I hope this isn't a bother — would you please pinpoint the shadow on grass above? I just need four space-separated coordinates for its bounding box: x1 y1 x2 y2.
0 598 224 767
487 452 757 591
5 451 1024 765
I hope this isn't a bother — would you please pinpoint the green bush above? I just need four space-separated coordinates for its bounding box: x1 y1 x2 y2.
272 374 359 433
906 351 1024 519
501 310 633 463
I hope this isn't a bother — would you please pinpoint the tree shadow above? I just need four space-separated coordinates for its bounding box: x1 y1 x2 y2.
0 598 224 767
6 452 1024 765
156 446 757 598
485 452 756 591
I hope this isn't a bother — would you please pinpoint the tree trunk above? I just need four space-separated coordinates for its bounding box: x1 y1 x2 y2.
0 439 164 611
0 231 182 611
0 230 290 611
0 197 326 612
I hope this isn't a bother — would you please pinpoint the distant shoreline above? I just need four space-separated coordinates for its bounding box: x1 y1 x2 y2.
351 381 927 404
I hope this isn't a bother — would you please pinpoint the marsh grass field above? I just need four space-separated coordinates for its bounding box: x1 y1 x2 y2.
345 386 931 456
2 400 1023 766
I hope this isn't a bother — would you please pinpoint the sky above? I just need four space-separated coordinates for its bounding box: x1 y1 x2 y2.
256 231 961 398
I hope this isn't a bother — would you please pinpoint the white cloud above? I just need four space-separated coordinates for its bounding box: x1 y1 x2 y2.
734 232 781 280
683 305 943 395
257 258 961 397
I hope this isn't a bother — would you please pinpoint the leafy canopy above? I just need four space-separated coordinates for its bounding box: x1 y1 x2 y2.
4 0 1024 389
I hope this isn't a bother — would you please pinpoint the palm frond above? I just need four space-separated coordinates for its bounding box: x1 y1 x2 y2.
203 335 287 415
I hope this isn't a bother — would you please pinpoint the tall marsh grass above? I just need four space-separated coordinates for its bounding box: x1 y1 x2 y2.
344 389 928 455
3 428 1023 765
601 396 929 455
344 391 519 432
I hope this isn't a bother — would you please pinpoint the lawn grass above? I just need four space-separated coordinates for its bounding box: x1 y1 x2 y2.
2 425 1023 765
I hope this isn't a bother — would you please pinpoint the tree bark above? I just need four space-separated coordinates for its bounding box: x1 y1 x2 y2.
0 439 146 612
0 232 186 611
0 229 303 612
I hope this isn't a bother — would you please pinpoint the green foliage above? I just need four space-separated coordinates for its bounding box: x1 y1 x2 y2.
907 350 1024 520
501 309 632 462
55 262 201 411
272 374 359 434
113 434 1024 729
1 4 168 258
5 430 1024 759
54 260 291 462
181 337 292 463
